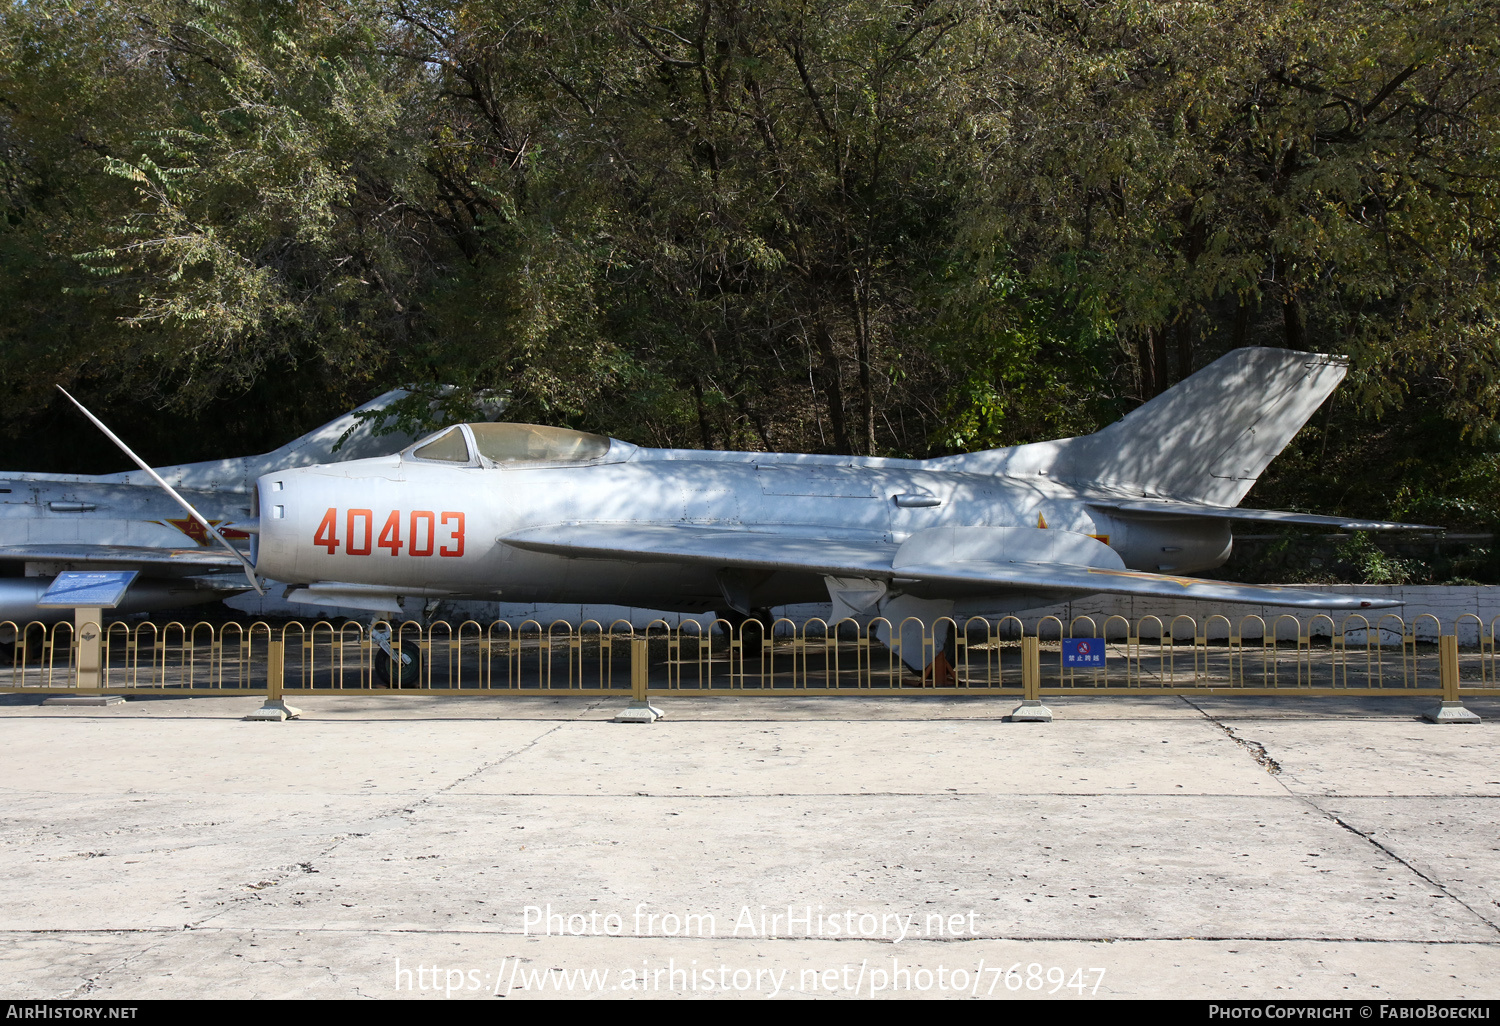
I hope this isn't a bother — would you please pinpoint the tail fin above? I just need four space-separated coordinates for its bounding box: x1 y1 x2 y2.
259 388 421 468
148 387 506 491
935 348 1347 506
143 388 424 490
1069 348 1346 504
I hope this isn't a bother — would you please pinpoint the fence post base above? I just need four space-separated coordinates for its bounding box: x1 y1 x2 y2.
1423 700 1481 725
1010 636 1051 721
1009 699 1053 722
1426 635 1479 723
245 639 299 721
614 637 663 722
246 698 302 722
614 700 664 723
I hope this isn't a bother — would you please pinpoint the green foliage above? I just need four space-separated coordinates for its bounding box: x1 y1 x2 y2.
1331 533 1424 586
918 264 1119 451
0 0 1498 551
1216 528 1500 586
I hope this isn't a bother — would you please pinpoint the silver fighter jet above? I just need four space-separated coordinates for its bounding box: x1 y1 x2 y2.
243 348 1425 624
0 390 454 625
56 348 1430 649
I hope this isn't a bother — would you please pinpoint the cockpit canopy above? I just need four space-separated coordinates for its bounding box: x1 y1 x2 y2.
409 423 612 466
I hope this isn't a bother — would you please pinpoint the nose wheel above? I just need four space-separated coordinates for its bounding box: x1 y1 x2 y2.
374 638 423 688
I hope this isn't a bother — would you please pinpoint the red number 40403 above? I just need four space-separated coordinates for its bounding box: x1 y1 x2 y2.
313 508 465 557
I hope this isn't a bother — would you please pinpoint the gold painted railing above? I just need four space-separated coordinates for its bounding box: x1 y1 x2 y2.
3 613 1500 698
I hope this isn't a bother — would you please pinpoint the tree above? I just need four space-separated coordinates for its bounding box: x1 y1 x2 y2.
961 0 1500 424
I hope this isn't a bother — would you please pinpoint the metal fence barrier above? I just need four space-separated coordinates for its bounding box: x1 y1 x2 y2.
2 614 1498 707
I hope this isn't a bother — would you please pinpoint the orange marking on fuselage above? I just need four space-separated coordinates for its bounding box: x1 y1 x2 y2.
1087 567 1203 588
156 518 247 546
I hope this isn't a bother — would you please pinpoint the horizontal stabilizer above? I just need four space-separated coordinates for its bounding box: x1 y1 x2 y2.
901 560 1394 609
1088 499 1438 532
504 523 1399 610
0 543 244 568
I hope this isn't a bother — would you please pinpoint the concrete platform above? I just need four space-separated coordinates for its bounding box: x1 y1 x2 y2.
0 693 1495 999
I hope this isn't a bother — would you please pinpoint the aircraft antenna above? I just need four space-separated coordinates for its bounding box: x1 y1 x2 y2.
56 387 265 595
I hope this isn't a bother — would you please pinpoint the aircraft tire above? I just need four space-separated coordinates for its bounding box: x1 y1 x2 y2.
374 640 423 688
712 610 773 644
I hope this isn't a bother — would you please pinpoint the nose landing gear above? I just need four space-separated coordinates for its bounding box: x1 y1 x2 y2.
372 628 423 688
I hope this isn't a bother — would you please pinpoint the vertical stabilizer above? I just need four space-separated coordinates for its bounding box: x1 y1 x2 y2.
1062 348 1344 504
930 348 1347 506
142 388 492 491
254 389 421 469
1063 348 1346 505
115 389 422 491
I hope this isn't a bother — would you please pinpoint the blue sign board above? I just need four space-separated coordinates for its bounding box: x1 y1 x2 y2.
38 570 140 609
1061 637 1106 668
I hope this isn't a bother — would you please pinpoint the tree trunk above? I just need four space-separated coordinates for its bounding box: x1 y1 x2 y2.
1232 298 1251 349
1136 329 1159 398
813 313 851 453
1283 292 1306 350
692 378 713 449
1174 315 1195 383
853 283 874 456
733 389 775 451
1152 329 1169 395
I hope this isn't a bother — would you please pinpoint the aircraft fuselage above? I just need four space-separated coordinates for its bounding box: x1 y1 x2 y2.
254 445 1233 612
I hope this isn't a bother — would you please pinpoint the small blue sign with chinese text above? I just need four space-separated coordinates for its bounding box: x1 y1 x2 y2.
1062 637 1106 668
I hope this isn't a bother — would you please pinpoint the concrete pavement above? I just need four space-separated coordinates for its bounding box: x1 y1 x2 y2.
1 692 1496 999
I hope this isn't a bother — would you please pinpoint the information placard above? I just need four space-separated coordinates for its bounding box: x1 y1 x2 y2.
37 570 140 609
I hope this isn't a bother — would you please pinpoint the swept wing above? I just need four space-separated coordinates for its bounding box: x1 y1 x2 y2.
503 523 1397 610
